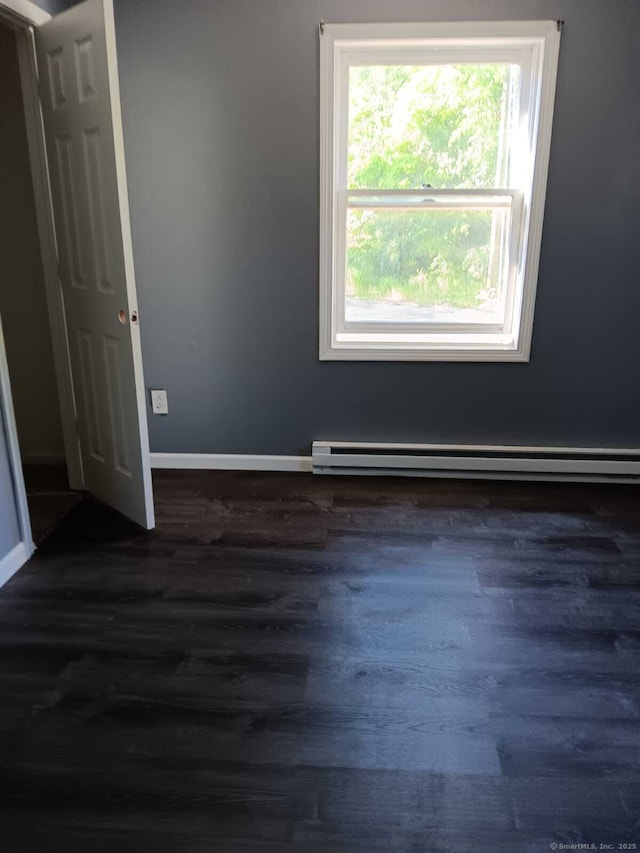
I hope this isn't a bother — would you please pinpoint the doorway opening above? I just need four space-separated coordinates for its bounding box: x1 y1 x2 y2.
0 0 154 590
0 19 82 546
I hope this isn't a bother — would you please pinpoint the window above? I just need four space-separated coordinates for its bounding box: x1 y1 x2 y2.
319 21 561 361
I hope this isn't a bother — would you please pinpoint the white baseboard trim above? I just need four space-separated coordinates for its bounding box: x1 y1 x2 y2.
150 453 313 473
0 542 30 589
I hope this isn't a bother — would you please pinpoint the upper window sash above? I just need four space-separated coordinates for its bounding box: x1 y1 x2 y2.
337 51 535 194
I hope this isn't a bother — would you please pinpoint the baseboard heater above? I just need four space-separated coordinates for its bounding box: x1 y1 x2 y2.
312 441 640 483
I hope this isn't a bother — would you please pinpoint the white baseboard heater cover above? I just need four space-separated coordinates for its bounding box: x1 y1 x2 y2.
312 442 640 483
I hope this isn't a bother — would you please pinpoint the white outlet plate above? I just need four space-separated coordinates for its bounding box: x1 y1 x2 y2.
150 389 168 415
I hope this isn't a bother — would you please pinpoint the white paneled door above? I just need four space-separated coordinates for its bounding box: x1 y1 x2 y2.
36 0 154 528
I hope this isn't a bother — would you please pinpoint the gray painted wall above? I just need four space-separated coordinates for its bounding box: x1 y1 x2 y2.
33 1 640 453
0 24 64 462
0 393 21 558
115 0 640 454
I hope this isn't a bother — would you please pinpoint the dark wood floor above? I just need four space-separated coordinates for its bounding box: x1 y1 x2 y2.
1 471 640 851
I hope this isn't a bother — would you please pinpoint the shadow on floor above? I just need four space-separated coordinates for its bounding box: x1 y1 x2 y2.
22 464 83 547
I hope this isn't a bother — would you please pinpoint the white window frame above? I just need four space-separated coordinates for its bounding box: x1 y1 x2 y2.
319 20 561 362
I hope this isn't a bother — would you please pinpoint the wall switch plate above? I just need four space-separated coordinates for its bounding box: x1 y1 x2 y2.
150 389 169 415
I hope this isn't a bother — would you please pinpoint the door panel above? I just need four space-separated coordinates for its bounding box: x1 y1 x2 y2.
36 0 154 528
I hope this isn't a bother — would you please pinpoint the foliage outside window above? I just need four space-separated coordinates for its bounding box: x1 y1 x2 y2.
319 22 561 361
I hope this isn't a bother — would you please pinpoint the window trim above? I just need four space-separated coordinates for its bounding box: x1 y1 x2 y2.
319 20 562 362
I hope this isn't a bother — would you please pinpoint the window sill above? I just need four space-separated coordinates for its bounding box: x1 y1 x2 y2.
320 332 529 362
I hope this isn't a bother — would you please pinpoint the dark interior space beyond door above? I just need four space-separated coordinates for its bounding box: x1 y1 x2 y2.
0 21 80 546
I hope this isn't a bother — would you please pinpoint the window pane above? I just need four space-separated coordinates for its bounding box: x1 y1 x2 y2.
347 64 519 190
345 207 511 324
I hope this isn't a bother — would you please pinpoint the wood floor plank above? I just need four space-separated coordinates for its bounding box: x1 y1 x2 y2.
0 472 639 849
